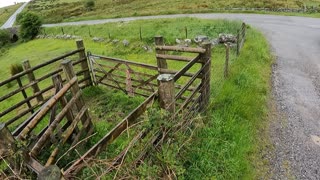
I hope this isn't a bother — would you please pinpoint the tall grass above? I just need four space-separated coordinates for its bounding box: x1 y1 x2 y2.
26 0 320 23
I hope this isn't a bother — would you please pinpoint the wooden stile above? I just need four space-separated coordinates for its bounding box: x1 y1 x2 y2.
61 60 93 138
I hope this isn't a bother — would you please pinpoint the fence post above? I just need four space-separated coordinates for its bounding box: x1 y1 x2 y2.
224 43 230 78
157 74 175 113
16 77 34 114
22 60 44 103
236 30 240 56
76 39 92 87
200 42 212 110
0 123 22 174
86 51 97 85
139 27 142 41
155 36 168 72
61 60 93 140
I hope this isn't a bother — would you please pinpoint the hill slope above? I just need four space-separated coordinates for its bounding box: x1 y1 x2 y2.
27 0 320 23
0 3 23 26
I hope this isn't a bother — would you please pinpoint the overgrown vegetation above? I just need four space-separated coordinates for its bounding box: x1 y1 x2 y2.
16 12 42 40
0 18 272 179
26 0 320 23
0 29 11 46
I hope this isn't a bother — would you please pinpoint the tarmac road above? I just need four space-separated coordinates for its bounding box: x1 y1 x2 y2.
43 13 320 179
1 1 29 29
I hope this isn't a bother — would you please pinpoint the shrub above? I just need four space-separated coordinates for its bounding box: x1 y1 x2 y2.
85 0 95 11
10 63 23 76
17 12 42 40
0 29 11 46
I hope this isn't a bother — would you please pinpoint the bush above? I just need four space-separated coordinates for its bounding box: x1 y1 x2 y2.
10 63 23 76
85 0 95 11
17 12 42 40
0 30 11 46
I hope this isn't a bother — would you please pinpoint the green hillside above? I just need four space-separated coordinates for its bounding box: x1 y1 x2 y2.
27 0 320 23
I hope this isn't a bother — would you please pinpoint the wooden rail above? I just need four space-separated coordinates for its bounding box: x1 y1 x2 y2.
88 53 159 97
0 40 92 129
64 91 157 175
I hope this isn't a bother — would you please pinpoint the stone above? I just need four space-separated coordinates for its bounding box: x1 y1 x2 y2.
218 33 237 43
122 39 129 46
194 35 209 43
112 39 119 44
93 37 104 42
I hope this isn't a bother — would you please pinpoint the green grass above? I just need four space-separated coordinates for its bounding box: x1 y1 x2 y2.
0 18 272 179
26 0 320 23
0 3 23 26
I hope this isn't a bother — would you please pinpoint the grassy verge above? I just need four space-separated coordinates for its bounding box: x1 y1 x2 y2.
0 18 272 179
26 0 320 23
0 3 23 26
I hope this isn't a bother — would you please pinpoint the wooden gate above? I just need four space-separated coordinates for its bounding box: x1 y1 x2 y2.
1 60 94 176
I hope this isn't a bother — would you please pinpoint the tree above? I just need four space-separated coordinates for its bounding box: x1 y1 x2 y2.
17 12 42 40
85 0 95 11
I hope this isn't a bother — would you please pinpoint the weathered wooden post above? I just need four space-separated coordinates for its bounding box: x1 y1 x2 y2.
76 39 92 87
86 51 97 85
0 123 22 175
155 36 168 71
236 30 240 56
22 60 44 103
200 42 212 110
16 77 34 114
157 74 175 113
139 27 142 41
224 43 230 78
61 60 93 143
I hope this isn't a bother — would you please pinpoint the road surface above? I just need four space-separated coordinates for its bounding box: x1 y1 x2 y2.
44 14 320 179
1 1 29 29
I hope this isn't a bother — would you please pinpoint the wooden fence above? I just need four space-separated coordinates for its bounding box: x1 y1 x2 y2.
236 22 246 56
0 40 91 130
0 36 212 178
87 53 159 97
1 61 93 176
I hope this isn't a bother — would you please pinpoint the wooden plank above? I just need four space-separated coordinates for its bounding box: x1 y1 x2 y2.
61 60 93 134
155 46 206 53
156 54 195 62
98 82 150 98
22 60 44 102
0 48 83 87
64 92 157 175
159 68 201 78
1 84 55 119
30 91 82 156
173 55 201 81
91 54 158 70
175 60 209 100
17 77 77 140
7 96 51 128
